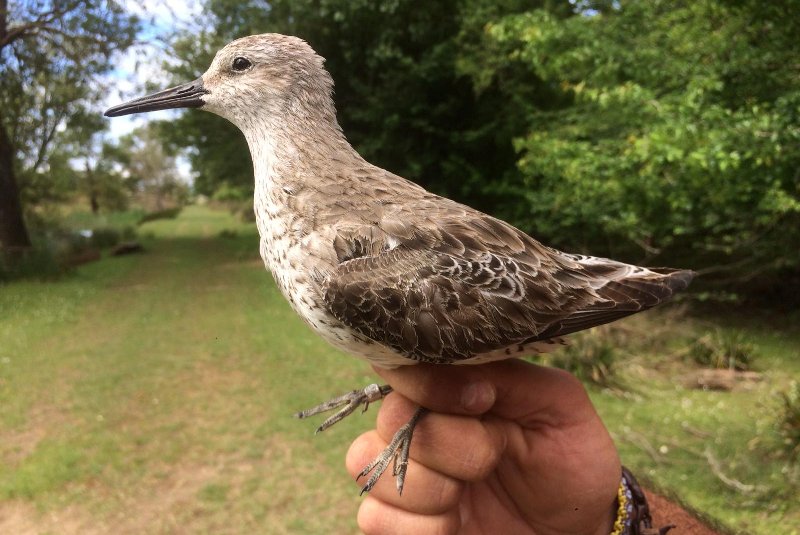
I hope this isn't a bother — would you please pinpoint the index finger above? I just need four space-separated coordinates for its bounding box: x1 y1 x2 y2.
373 360 596 428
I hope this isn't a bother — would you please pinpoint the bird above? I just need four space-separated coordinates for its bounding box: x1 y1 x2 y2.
105 33 694 495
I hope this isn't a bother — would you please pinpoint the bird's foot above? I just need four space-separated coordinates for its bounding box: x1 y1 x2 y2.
357 406 427 495
295 383 393 433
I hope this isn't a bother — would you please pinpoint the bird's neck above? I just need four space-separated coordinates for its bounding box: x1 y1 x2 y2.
242 109 359 196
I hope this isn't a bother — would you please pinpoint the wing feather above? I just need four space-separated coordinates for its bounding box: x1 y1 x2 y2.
322 206 693 364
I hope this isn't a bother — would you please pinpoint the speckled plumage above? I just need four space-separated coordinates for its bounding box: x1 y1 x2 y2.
195 33 692 369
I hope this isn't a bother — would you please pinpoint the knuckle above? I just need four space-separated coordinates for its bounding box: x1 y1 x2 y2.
460 428 503 481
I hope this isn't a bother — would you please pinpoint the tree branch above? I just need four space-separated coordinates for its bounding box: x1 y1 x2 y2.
703 448 760 494
0 0 89 51
0 0 7 45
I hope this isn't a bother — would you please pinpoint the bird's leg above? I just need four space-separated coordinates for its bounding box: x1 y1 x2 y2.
295 383 393 433
357 406 427 495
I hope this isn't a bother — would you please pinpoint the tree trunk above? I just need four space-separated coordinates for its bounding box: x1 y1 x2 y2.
85 161 99 214
0 116 32 251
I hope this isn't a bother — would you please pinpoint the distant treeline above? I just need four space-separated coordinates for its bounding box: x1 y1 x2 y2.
160 0 800 304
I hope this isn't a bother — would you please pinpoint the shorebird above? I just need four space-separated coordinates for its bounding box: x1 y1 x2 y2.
105 33 693 495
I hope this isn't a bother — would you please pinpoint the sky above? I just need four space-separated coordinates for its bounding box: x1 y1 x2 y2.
103 0 204 161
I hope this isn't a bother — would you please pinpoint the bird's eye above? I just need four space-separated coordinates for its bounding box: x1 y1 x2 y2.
232 57 252 72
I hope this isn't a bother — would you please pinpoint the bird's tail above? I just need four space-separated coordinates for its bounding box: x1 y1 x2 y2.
535 258 695 341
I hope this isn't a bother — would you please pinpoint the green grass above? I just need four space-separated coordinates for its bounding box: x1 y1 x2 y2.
1 205 798 534
0 206 366 534
586 314 800 534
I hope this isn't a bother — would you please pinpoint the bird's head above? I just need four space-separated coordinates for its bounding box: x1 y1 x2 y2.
104 34 336 131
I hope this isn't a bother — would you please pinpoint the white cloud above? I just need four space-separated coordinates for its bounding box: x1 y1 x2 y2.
123 0 203 35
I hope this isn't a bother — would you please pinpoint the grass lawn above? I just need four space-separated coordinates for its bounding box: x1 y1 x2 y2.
1 205 798 534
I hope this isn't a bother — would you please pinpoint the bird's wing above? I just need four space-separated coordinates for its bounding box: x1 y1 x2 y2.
321 198 692 364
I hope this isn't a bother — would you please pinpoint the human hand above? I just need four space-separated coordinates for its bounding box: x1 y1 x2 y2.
346 359 621 535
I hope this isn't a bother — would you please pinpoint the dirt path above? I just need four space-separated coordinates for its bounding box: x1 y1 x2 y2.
647 490 723 535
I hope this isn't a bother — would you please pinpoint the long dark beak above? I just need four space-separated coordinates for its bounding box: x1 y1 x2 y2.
104 77 208 117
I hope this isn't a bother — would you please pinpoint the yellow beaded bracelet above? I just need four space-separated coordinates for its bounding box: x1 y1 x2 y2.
610 477 629 535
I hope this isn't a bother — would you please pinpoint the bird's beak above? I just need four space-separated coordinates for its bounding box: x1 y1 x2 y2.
104 77 208 117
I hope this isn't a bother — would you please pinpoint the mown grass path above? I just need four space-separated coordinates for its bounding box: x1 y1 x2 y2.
1 206 368 534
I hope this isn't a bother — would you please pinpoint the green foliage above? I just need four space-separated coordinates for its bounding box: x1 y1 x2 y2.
138 207 183 224
62 208 147 233
217 229 238 240
689 329 758 371
211 182 250 203
0 1 139 205
0 209 139 281
0 244 64 281
87 227 134 249
470 1 800 294
539 326 623 386
0 229 95 283
160 0 800 301
118 124 189 211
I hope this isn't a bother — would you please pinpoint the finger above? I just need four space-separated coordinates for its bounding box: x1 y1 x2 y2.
346 430 463 515
373 363 496 415
375 393 506 482
373 360 596 427
357 495 461 535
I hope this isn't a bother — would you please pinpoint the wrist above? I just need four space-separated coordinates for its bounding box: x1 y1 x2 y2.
607 467 676 535
593 500 618 535
609 472 631 535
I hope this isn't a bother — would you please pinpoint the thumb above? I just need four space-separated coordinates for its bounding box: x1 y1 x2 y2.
373 359 596 428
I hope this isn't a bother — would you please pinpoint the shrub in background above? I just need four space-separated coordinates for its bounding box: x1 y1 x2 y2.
689 329 757 371
138 207 182 224
537 325 627 387
0 246 64 281
778 381 800 463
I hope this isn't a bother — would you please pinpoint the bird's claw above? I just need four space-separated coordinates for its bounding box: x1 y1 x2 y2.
296 385 426 494
295 383 392 433
357 406 426 495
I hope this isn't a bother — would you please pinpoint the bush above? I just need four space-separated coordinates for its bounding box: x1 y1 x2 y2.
778 381 800 463
88 227 120 249
218 229 238 239
138 207 182 224
689 329 757 371
235 200 255 222
1 222 141 281
211 182 250 203
84 226 136 249
0 246 65 281
538 325 625 387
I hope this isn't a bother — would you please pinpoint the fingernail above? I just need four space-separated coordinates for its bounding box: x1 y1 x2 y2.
461 382 495 413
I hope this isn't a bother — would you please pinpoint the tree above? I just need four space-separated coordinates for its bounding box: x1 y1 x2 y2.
120 124 186 211
64 111 131 214
0 0 137 251
468 0 800 295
